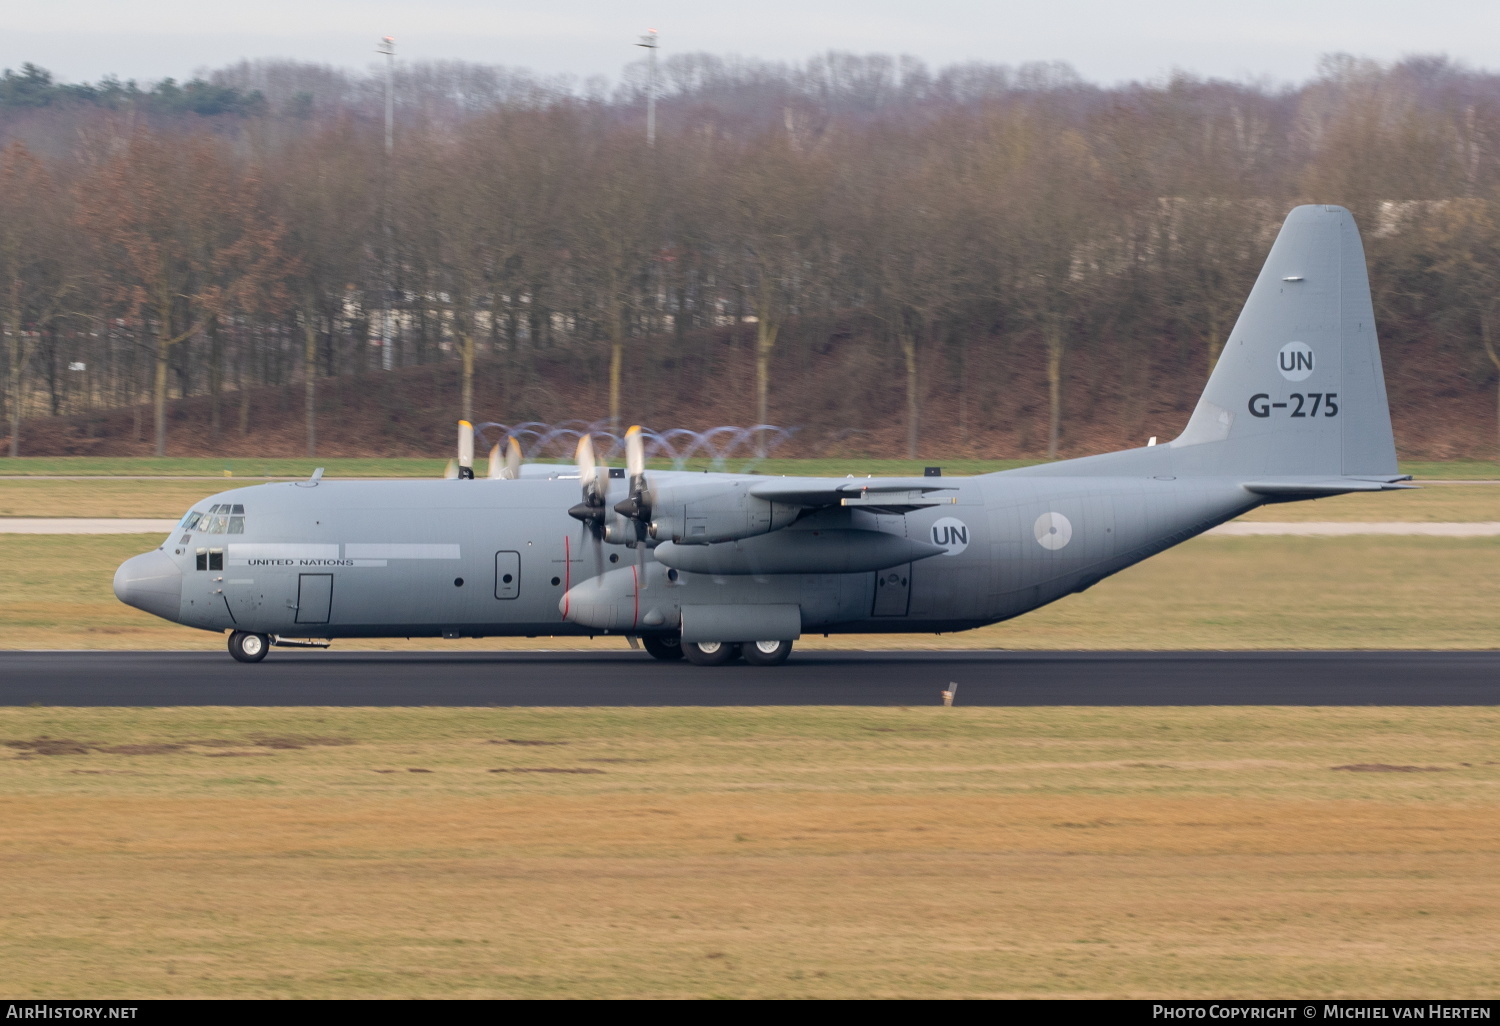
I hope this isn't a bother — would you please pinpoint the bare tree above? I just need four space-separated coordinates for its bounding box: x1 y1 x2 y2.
269 121 378 455
567 133 656 428
0 144 72 456
79 133 287 455
1429 199 1500 458
724 134 825 451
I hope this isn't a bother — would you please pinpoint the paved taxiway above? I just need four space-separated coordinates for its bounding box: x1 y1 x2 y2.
1 650 1496 706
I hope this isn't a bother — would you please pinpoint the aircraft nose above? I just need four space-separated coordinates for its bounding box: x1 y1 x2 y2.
113 549 183 622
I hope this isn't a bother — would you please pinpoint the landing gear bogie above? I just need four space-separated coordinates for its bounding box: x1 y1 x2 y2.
642 634 685 661
228 631 270 663
683 640 739 666
743 639 793 666
683 639 793 666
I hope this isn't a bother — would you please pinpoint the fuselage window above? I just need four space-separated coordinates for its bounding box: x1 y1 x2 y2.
195 546 224 570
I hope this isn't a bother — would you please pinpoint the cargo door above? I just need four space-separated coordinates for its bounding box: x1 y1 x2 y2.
295 573 334 624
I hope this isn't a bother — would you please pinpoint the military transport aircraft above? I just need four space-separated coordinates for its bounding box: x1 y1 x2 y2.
115 204 1410 665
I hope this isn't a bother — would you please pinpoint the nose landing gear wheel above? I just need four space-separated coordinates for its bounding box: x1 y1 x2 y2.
642 634 685 661
683 640 738 666
743 639 793 666
228 631 270 663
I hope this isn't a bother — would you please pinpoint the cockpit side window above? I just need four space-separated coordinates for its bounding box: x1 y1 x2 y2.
180 505 247 535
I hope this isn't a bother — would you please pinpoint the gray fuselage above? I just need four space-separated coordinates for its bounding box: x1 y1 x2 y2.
124 458 1259 641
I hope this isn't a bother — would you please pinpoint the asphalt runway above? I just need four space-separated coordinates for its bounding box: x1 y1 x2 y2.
1 650 1496 706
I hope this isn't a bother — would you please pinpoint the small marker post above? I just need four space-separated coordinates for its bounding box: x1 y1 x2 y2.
941 682 957 707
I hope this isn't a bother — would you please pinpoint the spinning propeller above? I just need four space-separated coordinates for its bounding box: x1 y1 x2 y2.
447 421 525 480
489 436 522 479
614 426 653 564
614 425 651 524
444 421 478 479
567 433 610 577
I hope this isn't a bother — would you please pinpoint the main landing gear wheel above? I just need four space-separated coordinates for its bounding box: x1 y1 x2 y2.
228 631 270 663
683 640 739 666
642 634 684 661
743 639 793 666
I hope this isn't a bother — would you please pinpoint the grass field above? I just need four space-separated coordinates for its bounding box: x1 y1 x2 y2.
4 533 1497 651
1 474 1495 520
1 705 1495 998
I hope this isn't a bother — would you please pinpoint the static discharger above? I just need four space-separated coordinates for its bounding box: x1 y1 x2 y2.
941 682 958 707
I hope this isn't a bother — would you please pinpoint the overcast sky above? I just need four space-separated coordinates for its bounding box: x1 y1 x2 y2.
6 0 1499 87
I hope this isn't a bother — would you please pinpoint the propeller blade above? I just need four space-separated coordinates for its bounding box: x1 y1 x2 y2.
625 425 645 480
506 436 522 480
457 420 474 478
575 433 596 486
442 458 459 480
489 436 523 480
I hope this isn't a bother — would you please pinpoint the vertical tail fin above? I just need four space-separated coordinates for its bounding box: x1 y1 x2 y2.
1169 205 1399 480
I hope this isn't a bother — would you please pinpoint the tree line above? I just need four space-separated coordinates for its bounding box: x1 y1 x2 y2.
2 51 1500 459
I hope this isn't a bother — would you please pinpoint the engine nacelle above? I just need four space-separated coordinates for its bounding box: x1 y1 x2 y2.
559 562 862 636
645 478 799 545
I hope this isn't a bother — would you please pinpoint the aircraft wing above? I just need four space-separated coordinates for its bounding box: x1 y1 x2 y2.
749 477 958 514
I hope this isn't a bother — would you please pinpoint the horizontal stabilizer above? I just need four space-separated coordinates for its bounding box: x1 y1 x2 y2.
1241 477 1416 498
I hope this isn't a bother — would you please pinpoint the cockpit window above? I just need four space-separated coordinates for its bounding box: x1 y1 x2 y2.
180 507 246 534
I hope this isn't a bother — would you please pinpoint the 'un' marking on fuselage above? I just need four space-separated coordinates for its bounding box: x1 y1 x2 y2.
931 518 970 556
